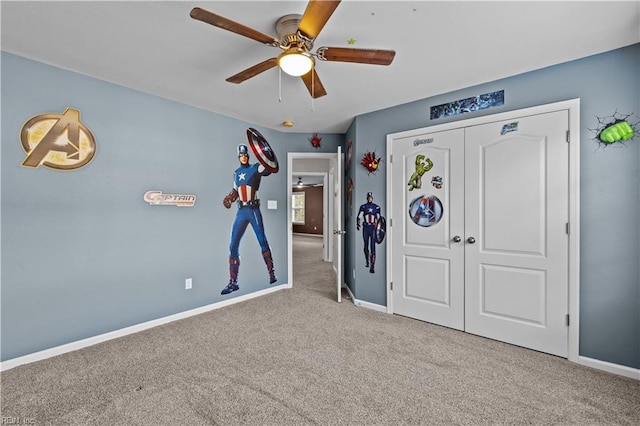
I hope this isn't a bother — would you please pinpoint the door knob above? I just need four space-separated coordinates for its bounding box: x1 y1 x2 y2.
467 237 476 244
452 236 462 243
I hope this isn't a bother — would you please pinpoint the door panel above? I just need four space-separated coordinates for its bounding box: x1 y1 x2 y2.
464 110 569 357
391 129 465 330
405 256 450 306
481 264 546 325
482 136 546 255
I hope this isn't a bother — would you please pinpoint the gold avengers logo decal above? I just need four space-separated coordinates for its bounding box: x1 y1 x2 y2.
20 108 96 170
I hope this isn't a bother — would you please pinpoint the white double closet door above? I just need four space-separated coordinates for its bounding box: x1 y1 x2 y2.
390 108 570 357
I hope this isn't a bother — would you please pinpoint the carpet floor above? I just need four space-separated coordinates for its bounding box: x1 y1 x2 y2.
1 234 638 425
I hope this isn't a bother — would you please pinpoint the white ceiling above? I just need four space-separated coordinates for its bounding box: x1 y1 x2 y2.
2 1 639 134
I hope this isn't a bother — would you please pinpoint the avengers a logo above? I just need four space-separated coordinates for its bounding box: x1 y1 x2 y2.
20 108 96 170
408 194 444 227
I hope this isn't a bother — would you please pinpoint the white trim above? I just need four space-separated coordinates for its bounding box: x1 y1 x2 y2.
344 283 356 300
577 356 640 380
352 297 387 313
342 283 387 313
0 284 289 372
385 141 394 315
387 99 583 365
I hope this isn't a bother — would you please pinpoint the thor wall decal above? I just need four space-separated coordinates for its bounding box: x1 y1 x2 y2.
143 191 196 207
20 108 96 170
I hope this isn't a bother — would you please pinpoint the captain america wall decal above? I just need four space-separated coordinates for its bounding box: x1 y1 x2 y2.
356 192 385 273
220 128 279 295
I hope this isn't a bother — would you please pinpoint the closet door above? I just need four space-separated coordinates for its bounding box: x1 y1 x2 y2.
464 110 570 357
391 129 465 330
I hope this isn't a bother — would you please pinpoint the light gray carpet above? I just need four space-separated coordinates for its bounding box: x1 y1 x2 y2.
1 234 638 425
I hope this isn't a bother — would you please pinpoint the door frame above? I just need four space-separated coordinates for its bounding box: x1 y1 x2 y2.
287 152 340 292
386 99 580 363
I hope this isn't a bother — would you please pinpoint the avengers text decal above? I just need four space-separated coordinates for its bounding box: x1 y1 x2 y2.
144 191 196 207
21 108 96 170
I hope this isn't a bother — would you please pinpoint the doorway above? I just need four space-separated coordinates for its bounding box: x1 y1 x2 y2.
387 99 580 360
288 152 343 302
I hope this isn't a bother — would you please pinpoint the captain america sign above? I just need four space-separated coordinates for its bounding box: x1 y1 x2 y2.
220 128 279 295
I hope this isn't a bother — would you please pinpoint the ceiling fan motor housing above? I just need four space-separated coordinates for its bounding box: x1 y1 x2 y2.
275 14 313 51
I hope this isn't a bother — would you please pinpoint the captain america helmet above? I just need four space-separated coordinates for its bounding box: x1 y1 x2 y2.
367 192 373 199
237 144 249 156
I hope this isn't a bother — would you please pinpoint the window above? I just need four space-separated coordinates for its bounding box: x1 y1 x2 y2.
292 192 305 225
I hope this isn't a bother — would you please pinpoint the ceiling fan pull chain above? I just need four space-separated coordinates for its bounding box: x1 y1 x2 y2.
278 68 282 102
311 71 315 111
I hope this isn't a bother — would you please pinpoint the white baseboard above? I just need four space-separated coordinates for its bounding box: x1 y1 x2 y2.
343 284 387 313
0 284 288 372
353 298 388 313
4 283 636 381
344 283 355 300
577 356 640 380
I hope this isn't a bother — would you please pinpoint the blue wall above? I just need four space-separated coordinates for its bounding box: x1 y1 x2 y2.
3 44 638 370
0 52 343 361
348 44 639 369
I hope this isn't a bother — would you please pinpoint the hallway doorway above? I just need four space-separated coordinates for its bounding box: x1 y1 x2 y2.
288 152 343 302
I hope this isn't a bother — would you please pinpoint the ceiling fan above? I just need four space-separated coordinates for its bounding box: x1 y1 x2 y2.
190 0 396 98
296 177 322 187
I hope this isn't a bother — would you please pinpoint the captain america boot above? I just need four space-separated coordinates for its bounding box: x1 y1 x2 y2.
221 257 240 295
263 249 277 284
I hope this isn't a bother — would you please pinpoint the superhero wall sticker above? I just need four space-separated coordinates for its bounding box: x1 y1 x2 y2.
356 192 386 273
407 153 444 228
220 128 278 296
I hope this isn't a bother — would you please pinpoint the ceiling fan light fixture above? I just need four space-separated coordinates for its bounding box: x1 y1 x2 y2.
278 49 314 76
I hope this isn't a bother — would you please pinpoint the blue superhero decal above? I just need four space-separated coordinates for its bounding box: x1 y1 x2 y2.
356 192 381 273
221 143 276 295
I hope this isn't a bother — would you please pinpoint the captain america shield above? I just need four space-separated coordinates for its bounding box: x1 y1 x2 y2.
247 128 279 174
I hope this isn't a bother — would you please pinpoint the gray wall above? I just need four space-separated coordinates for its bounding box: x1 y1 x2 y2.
348 44 639 369
0 52 343 361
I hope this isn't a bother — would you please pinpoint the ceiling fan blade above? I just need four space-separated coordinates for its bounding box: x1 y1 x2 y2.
301 69 327 99
298 0 341 39
317 47 396 65
190 7 279 46
226 58 279 84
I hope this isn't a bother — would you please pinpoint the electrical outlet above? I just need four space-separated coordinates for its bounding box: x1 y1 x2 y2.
185 278 192 290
